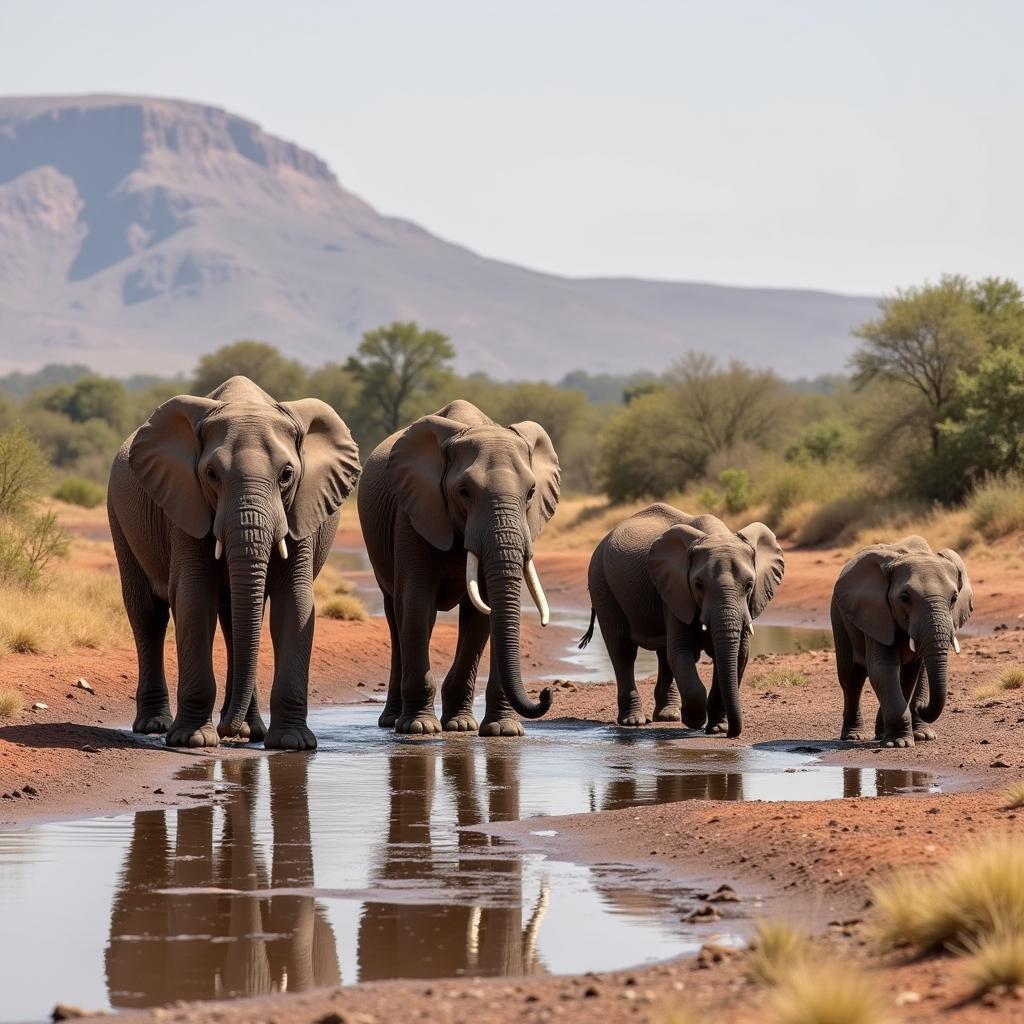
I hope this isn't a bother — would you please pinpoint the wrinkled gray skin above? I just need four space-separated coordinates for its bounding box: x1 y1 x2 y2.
583 503 784 737
107 376 360 750
831 535 973 748
358 400 560 736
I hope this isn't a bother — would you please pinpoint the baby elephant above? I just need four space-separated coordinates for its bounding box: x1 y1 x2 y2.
831 536 973 747
582 503 784 736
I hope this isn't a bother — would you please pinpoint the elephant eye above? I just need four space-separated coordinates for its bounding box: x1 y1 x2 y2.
205 466 218 484
900 592 912 605
526 485 536 503
950 593 957 607
693 578 703 591
457 485 471 499
279 465 294 487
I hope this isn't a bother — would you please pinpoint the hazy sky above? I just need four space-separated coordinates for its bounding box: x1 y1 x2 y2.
1 1 1021 295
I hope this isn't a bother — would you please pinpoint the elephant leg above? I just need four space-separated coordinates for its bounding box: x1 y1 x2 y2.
378 592 403 729
480 643 525 736
265 542 318 751
166 565 220 748
652 648 682 722
394 579 442 735
833 608 868 741
441 598 490 732
111 509 172 735
904 662 935 741
867 645 914 747
218 596 267 743
666 618 707 728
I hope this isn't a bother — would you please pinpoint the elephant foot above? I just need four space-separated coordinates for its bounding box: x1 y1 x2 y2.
165 721 220 748
653 705 682 722
882 733 915 748
617 712 650 727
265 724 317 751
133 710 172 735
705 719 729 735
443 714 479 733
479 717 525 737
842 730 869 741
913 725 937 741
377 703 401 729
217 712 267 743
396 713 443 735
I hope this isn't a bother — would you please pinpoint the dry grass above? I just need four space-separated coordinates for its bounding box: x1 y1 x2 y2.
872 833 1024 954
962 927 1024 998
1002 782 1024 811
749 669 809 691
973 666 1024 701
319 594 368 621
747 919 811 986
0 687 23 718
968 474 1024 541
0 567 126 656
768 960 894 1024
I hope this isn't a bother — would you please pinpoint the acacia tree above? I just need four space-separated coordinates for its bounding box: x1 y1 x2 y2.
851 276 984 453
193 341 308 398
346 322 455 436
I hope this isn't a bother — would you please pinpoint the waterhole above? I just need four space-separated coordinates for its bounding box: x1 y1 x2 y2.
0 707 936 1020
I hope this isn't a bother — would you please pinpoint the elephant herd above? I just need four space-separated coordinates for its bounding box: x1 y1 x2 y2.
107 376 974 753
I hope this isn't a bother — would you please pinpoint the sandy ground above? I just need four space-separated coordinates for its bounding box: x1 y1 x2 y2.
4 509 1024 1022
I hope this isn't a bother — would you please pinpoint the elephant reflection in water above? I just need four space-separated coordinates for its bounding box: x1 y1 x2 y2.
841 767 931 798
600 766 744 810
357 744 549 981
106 757 339 1008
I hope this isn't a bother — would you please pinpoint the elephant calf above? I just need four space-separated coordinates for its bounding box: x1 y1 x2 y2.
831 536 973 747
107 375 360 750
582 503 785 736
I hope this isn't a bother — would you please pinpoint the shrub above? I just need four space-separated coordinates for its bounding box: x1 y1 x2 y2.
719 468 753 514
54 476 105 508
964 927 1024 998
319 594 367 621
748 919 811 986
768 960 893 1024
973 666 1024 701
1002 782 1024 811
872 833 1024 954
967 474 1024 541
0 687 23 718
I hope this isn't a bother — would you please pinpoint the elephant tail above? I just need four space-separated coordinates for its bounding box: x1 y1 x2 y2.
578 608 597 649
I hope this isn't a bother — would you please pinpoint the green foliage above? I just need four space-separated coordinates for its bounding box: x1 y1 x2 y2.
54 476 105 509
306 363 361 418
193 340 308 399
785 418 850 465
0 363 93 397
40 376 130 432
719 468 753 514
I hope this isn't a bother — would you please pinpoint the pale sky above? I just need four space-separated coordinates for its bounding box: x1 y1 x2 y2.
1 0 1021 295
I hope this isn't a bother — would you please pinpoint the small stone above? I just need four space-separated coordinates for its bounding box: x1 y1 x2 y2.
22 785 38 796
684 905 721 923
31 702 48 711
583 986 600 998
81 744 98 754
704 884 740 903
153 787 164 795
895 991 921 1006
314 1014 346 1024
52 1006 97 1021
991 759 1011 768
73 678 94 692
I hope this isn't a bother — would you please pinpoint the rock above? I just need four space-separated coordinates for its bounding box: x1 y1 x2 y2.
895 991 921 1006
81 744 99 754
696 942 740 968
22 785 38 796
684 905 721 923
52 1006 97 1021
704 884 740 903
153 787 164 795
73 678 94 692
31 702 48 710
991 759 1011 768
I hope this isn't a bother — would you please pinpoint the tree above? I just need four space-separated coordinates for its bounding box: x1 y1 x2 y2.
306 363 362 418
192 341 308 399
346 322 455 436
851 276 984 453
971 277 1024 351
40 376 130 432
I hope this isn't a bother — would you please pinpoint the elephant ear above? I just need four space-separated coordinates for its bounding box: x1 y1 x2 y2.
509 421 561 540
834 549 895 646
388 415 465 551
737 522 785 619
280 399 362 540
129 395 221 539
938 548 975 630
647 524 706 624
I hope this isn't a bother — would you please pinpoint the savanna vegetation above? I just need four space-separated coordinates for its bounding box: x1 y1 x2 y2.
4 275 1024 553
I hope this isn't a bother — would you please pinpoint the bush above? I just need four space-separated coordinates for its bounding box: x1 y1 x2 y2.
964 928 1024 999
319 594 367 621
719 468 753 514
0 687 23 718
54 476 105 508
967 474 1024 540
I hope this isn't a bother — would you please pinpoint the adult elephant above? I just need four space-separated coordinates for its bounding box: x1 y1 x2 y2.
358 400 560 735
107 376 360 749
581 503 784 737
831 536 972 747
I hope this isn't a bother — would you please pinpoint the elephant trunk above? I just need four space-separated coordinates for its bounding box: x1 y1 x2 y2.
710 612 744 738
917 603 952 723
218 500 275 737
481 502 552 720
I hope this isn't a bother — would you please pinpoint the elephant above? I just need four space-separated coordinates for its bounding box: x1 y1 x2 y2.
581 503 784 737
358 400 560 736
107 375 360 750
831 535 973 747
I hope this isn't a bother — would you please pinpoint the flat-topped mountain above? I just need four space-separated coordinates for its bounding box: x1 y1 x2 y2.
0 95 875 379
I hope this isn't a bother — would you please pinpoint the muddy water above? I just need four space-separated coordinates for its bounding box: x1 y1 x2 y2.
0 708 934 1020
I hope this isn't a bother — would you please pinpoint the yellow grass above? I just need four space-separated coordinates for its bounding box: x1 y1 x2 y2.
0 567 126 656
1002 782 1024 811
749 669 809 691
968 474 1024 542
0 687 23 718
747 919 811 986
963 927 1024 998
872 833 1024 953
768 961 894 1024
319 594 367 621
974 666 1024 701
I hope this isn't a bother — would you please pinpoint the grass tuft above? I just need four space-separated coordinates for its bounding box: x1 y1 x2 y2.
319 594 368 621
973 666 1024 701
963 927 1024 998
748 919 811 986
1002 782 1024 811
968 474 1024 541
0 687 23 718
768 961 894 1024
749 669 809 691
872 833 1024 954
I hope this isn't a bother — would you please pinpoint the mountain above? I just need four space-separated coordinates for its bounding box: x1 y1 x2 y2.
0 95 876 380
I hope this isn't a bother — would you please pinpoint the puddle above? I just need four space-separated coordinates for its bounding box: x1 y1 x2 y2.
0 708 935 1019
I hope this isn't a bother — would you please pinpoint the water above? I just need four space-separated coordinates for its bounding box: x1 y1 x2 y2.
0 707 934 1021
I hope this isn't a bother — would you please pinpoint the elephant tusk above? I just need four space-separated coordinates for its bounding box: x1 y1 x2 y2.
952 634 961 655
702 623 708 632
746 621 754 637
466 551 491 615
909 637 916 653
524 558 550 627
278 538 288 560
214 538 223 560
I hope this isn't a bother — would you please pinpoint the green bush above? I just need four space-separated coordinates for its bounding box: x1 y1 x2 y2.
54 476 105 509
719 468 753 514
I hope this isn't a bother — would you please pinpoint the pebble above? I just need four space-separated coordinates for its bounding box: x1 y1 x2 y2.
51 1005 97 1021
991 758 1011 768
31 702 48 711
73 678 94 693
81 744 99 754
